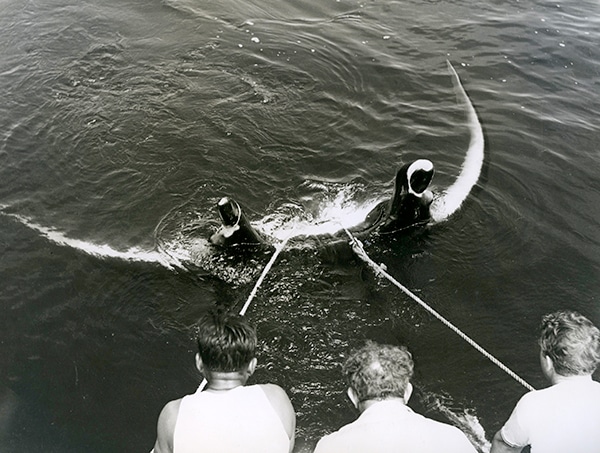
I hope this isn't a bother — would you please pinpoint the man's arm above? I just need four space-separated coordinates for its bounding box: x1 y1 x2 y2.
490 430 524 453
261 384 296 453
152 399 181 453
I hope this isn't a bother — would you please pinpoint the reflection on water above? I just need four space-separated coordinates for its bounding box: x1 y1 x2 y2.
1 0 599 451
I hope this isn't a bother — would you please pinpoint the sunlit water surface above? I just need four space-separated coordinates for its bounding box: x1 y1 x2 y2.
1 0 599 451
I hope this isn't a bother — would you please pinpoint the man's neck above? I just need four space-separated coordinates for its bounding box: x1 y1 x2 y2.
551 373 593 386
359 397 406 413
205 370 249 392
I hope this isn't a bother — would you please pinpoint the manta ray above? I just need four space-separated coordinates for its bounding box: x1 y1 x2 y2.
210 61 484 248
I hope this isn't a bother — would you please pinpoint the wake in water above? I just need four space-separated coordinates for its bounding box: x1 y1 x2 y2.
429 61 485 222
0 185 382 284
0 208 187 271
1 204 268 285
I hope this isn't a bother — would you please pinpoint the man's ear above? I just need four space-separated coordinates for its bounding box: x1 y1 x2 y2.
540 352 554 379
347 387 360 409
195 353 203 373
403 382 413 404
247 357 258 376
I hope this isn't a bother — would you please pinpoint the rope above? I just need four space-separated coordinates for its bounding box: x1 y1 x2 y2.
199 233 294 391
343 228 535 392
239 236 292 316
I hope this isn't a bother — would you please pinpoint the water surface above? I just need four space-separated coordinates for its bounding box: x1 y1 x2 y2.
1 0 599 451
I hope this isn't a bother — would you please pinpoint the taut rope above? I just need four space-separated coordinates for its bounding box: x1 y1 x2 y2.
199 232 293 391
343 227 535 392
239 235 292 316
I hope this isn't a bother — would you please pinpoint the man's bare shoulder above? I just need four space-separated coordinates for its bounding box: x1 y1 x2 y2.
257 384 296 444
162 398 182 419
258 383 294 415
259 383 289 399
153 398 183 453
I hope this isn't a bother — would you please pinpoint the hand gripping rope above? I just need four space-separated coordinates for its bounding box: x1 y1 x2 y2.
343 227 535 392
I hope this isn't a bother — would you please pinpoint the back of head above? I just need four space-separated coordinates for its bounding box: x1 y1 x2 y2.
196 309 257 372
539 310 600 376
343 341 414 402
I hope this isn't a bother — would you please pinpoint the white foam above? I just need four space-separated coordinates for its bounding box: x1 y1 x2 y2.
430 62 485 223
257 190 383 242
423 391 491 453
4 212 185 270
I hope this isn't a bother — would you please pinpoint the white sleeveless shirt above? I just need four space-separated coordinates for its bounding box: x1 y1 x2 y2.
173 384 289 453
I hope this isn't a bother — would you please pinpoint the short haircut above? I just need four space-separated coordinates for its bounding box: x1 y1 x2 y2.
195 309 257 372
539 310 600 376
342 341 414 402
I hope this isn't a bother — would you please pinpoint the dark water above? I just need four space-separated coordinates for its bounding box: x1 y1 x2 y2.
1 0 599 451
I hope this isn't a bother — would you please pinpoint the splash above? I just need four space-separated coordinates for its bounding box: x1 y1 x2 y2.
257 184 384 243
421 390 491 453
161 234 266 286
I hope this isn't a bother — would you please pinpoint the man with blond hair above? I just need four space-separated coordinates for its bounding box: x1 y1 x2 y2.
491 310 600 453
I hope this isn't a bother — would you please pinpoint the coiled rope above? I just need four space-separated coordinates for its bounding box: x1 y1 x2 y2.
343 227 535 392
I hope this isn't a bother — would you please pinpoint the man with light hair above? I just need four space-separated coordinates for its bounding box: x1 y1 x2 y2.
491 310 600 453
314 341 477 453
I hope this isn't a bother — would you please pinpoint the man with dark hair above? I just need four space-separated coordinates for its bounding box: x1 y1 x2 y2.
491 310 600 453
313 341 477 453
152 310 295 453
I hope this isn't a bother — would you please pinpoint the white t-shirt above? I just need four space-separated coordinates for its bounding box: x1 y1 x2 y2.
314 399 477 453
500 376 600 453
173 384 289 453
